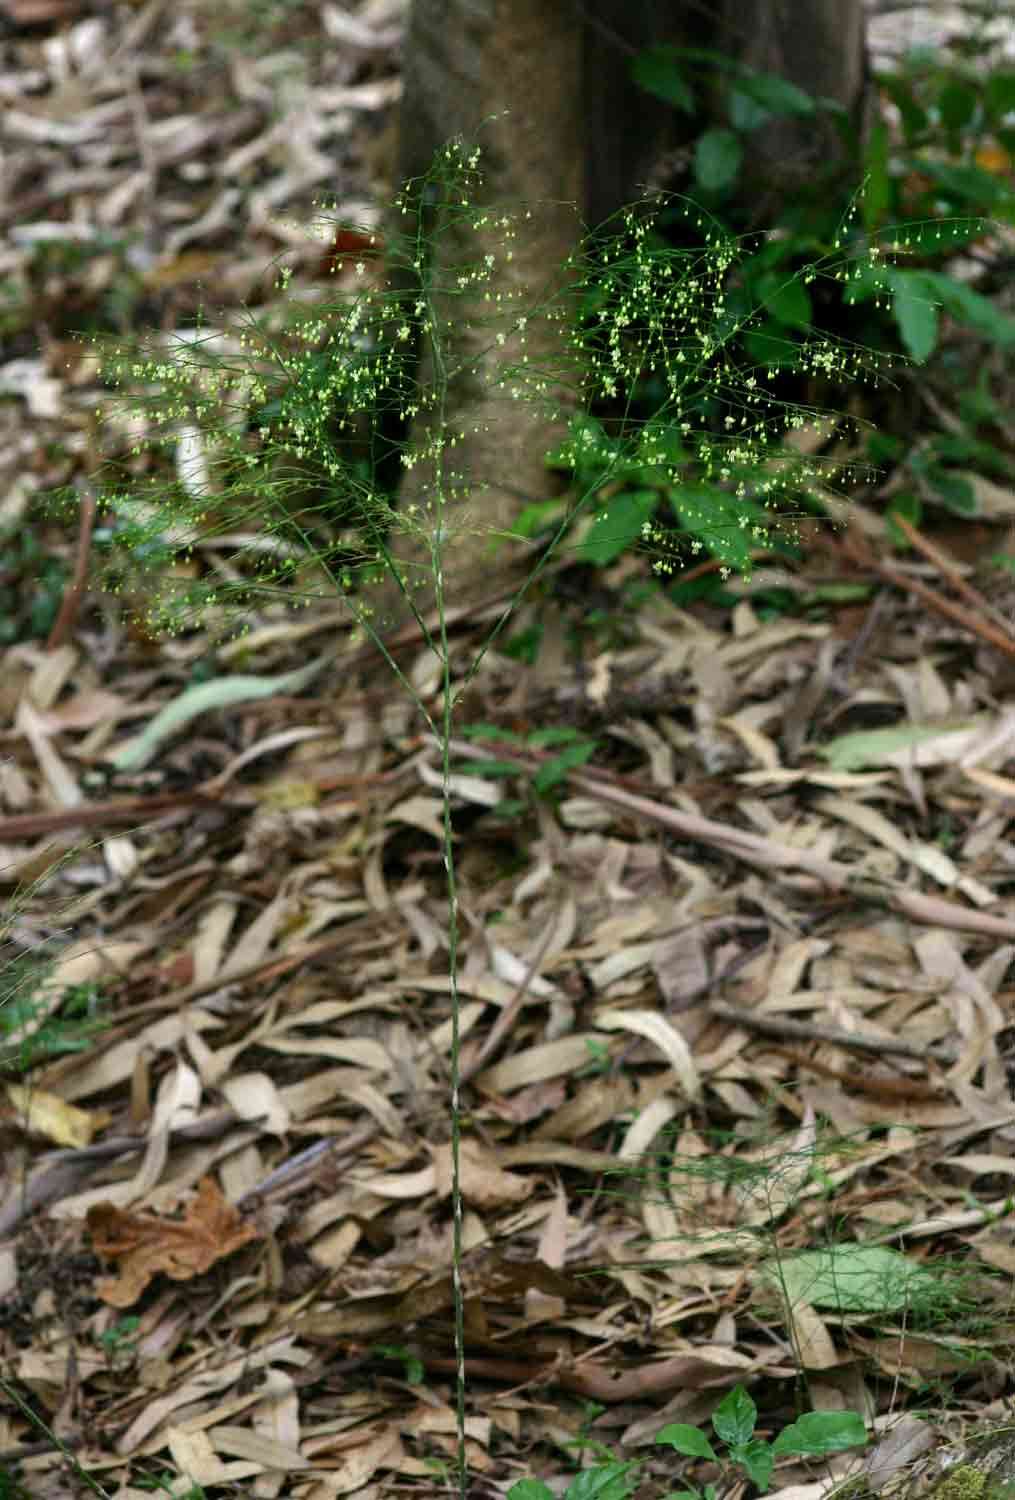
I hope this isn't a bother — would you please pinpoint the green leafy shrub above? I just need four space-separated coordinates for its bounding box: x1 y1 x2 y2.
619 29 1012 565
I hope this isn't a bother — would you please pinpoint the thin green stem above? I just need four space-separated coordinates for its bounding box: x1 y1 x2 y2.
0 1378 110 1500
411 167 469 1500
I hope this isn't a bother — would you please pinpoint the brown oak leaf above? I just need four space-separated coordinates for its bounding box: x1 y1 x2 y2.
87 1177 259 1308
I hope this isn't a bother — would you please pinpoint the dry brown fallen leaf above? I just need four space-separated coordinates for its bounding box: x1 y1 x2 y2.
0 0 83 21
87 1176 260 1308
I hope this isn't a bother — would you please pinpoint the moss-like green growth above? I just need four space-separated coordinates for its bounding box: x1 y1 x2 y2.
933 1467 990 1500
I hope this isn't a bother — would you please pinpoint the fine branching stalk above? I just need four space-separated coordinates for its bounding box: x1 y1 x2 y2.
43 134 957 1496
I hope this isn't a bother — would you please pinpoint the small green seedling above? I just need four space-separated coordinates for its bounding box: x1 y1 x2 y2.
657 1385 867 1500
96 1315 141 1367
509 1461 637 1500
371 1343 425 1384
135 1473 204 1499
507 1385 866 1500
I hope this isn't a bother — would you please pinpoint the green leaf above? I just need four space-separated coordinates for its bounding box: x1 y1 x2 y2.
733 71 816 118
712 1385 757 1447
669 484 770 572
819 721 981 771
371 1344 425 1384
986 70 1015 122
906 449 977 515
937 79 977 132
459 723 523 743
694 129 743 193
729 88 770 132
630 47 695 112
805 582 873 604
764 1244 942 1315
655 1425 718 1462
546 414 616 483
917 270 1015 348
889 270 938 363
504 623 543 664
510 498 565 538
742 323 801 370
533 740 597 794
730 1440 774 1493
638 418 689 468
841 258 890 307
863 120 891 231
923 466 975 516
876 73 927 145
907 157 1010 213
757 272 811 329
492 798 526 820
527 726 593 748
563 1465 638 1500
508 1484 555 1500
771 1411 867 1459
109 654 332 771
928 429 1005 472
579 488 657 566
885 491 922 547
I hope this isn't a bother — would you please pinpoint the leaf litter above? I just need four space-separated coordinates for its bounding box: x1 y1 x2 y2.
4 1 1015 1497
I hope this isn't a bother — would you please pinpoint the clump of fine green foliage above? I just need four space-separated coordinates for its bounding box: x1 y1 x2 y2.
68 137 905 645
547 191 896 579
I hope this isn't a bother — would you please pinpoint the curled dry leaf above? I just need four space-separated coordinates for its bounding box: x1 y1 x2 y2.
431 1139 533 1209
594 1007 700 1101
4 1084 101 1149
87 1176 260 1308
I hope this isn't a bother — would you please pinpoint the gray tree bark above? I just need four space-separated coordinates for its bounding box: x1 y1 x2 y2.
378 0 584 634
720 0 869 216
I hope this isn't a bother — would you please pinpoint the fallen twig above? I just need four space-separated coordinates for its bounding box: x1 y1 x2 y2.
46 487 96 652
709 1001 951 1063
459 916 558 1083
443 736 1015 938
843 521 1015 660
892 512 1015 639
0 789 236 841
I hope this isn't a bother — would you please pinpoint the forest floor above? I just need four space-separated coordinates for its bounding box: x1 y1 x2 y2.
4 1 1015 1498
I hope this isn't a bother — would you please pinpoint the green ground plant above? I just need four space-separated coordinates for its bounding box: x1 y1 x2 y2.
29 124 994 1499
74 138 908 641
0 869 109 1077
507 1119 1001 1500
620 22 1014 573
0 519 68 644
509 1383 867 1500
615 1121 1006 1347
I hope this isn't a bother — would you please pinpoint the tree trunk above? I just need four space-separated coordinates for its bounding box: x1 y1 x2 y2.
719 0 869 217
379 0 584 636
582 2 708 232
